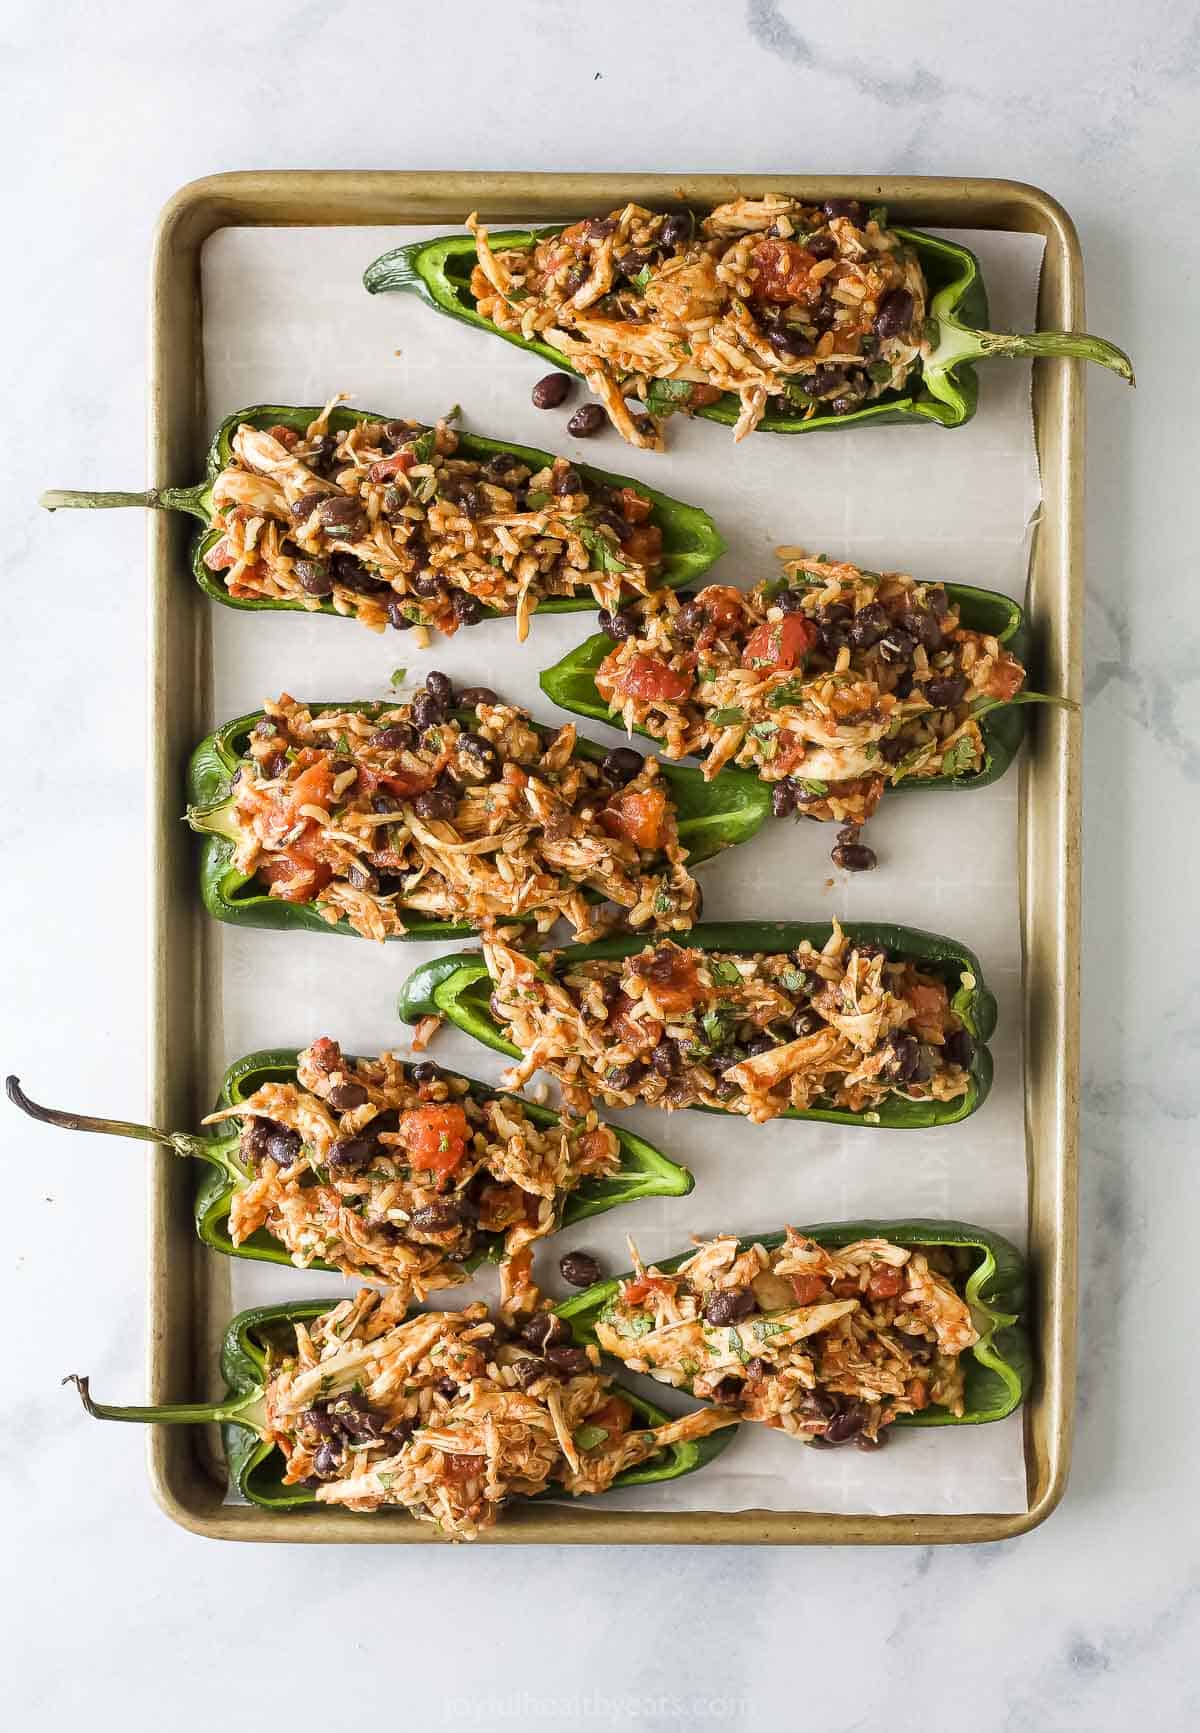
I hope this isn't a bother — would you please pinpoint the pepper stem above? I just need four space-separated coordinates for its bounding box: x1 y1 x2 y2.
6 1075 228 1169
63 1373 267 1433
972 690 1081 720
39 485 204 514
929 317 1135 386
185 797 242 842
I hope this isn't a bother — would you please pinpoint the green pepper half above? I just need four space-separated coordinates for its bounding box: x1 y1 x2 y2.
63 1297 736 1512
186 699 772 941
397 920 996 1129
6 1048 692 1276
39 403 725 617
363 225 1133 435
554 1219 1031 1427
541 583 1039 797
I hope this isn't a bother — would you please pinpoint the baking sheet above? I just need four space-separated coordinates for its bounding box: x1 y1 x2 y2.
201 223 1044 1516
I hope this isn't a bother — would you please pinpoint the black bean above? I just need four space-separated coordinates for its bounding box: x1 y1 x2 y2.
327 1136 374 1171
800 1389 839 1420
766 322 815 359
409 1062 439 1085
791 1009 823 1038
567 403 606 438
455 485 484 520
331 1393 384 1440
371 793 402 816
385 1419 417 1448
455 732 500 780
545 1344 592 1376
659 211 694 248
300 1405 338 1439
925 675 968 711
773 589 808 617
317 496 367 536
855 1429 887 1451
519 1313 570 1354
836 825 862 846
331 553 389 595
745 1034 776 1058
408 1201 463 1233
771 781 798 818
703 1287 757 1326
601 746 644 784
413 785 456 822
553 466 582 497
388 599 414 631
561 266 587 298
878 627 918 664
371 723 415 752
263 751 289 780
711 1375 743 1403
559 1250 603 1288
384 420 427 448
614 247 657 281
457 687 499 712
811 365 849 397
584 217 617 239
451 590 483 625
598 608 637 642
409 694 444 732
874 288 915 341
312 1441 343 1478
650 1039 679 1077
328 1080 368 1112
410 569 444 599
668 601 704 641
744 1357 769 1381
244 1117 299 1168
822 198 865 223
888 1031 920 1082
944 1028 975 1070
807 231 837 261
847 602 890 651
435 1376 459 1399
901 607 942 652
831 842 878 872
513 1357 551 1390
605 1062 646 1093
893 1329 935 1364
926 585 950 617
532 373 572 410
823 1404 866 1444
293 558 333 597
291 491 327 521
424 671 453 704
893 670 914 701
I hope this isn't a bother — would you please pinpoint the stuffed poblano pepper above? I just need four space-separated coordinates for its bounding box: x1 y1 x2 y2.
556 1221 1030 1445
187 678 771 944
7 1038 692 1313
64 1290 737 1539
398 918 995 1129
363 195 1133 450
40 399 724 639
540 553 1069 858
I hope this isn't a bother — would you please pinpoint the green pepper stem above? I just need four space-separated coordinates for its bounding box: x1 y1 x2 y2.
64 1373 266 1432
186 797 241 842
971 689 1080 721
39 486 204 514
929 317 1135 386
6 1075 232 1170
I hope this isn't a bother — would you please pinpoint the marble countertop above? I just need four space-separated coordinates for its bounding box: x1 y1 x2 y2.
3 3 1193 1727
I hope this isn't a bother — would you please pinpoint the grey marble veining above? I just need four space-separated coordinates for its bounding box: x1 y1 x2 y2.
3 2 1195 1728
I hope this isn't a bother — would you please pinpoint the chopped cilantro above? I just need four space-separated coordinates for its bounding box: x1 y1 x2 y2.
708 959 742 986
389 668 406 687
798 778 829 796
708 706 746 727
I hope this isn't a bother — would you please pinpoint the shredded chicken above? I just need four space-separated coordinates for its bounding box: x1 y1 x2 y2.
202 1037 622 1309
260 1291 736 1538
468 197 928 445
595 1230 980 1443
591 553 1027 825
203 396 664 637
201 679 700 942
482 920 973 1122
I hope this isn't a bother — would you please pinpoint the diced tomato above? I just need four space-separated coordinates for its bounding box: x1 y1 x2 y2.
749 239 818 305
356 762 435 802
267 424 300 449
440 1452 481 1481
577 1127 616 1166
204 538 237 571
907 1378 929 1411
603 652 694 705
400 1103 471 1177
608 991 663 1053
789 1274 828 1307
369 452 415 482
631 949 701 1015
905 978 949 1041
983 651 1026 702
614 487 653 525
867 1266 905 1300
622 1274 673 1306
587 1395 633 1438
698 586 746 632
600 786 667 851
742 615 819 673
621 522 663 571
686 383 724 408
284 760 336 817
256 849 333 902
832 1277 861 1299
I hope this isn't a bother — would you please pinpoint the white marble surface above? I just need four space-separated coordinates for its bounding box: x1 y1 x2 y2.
2 3 1194 1727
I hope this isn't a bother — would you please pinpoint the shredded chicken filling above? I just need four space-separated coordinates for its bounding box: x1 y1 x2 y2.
216 683 700 942
204 397 662 639
592 554 1026 823
596 1230 980 1443
202 1037 623 1312
469 196 928 447
484 919 974 1123
261 1290 734 1538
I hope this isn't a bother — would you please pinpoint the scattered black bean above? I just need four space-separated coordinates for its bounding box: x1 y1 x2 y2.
874 288 915 340
545 1344 592 1376
559 1250 603 1288
925 675 968 710
553 466 582 496
294 558 333 596
807 231 838 261
455 732 500 780
605 1062 646 1093
327 1136 375 1171
264 751 289 780
659 211 694 248
847 602 890 651
893 1329 935 1364
601 746 643 784
412 785 457 822
650 1039 679 1077
598 608 637 642
532 373 572 410
409 1062 439 1085
519 1313 571 1354
408 1201 463 1233
435 1377 459 1398
328 1081 368 1112
771 781 798 818
388 599 414 631
823 1404 866 1444
822 198 865 223
451 589 483 625
316 496 366 536
330 553 389 595
567 403 606 438
745 1034 777 1057
584 217 617 239
291 491 327 522
457 686 499 710
513 1357 550 1390
371 723 415 752
312 1441 343 1478
766 322 815 359
703 1287 757 1325
944 1028 975 1070
877 627 918 664
300 1405 338 1439
831 841 878 872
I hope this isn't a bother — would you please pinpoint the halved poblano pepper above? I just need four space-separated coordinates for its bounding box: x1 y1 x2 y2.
397 920 996 1129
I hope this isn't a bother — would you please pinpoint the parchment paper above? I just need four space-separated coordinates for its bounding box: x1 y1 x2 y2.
201 222 1043 1516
